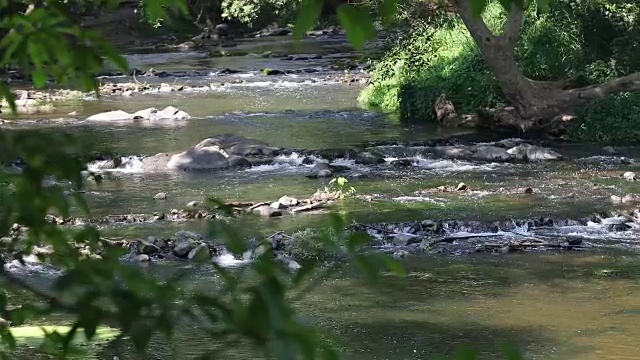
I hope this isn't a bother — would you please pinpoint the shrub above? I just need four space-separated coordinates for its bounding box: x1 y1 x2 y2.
358 2 508 122
568 92 640 143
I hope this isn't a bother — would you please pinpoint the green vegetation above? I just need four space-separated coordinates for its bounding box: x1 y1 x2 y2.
568 92 640 143
360 0 640 141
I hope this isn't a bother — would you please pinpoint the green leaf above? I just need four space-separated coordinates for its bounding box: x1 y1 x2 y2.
337 5 376 50
293 0 323 39
470 0 489 18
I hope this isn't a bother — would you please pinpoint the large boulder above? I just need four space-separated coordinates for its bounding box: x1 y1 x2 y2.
167 135 281 172
167 139 230 171
86 110 132 121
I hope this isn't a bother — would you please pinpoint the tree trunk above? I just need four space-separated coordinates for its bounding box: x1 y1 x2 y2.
450 0 640 132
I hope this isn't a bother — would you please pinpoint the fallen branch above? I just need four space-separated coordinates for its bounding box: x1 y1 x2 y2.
290 201 328 214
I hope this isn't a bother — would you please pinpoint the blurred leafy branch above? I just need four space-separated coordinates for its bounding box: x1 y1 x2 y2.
0 0 530 359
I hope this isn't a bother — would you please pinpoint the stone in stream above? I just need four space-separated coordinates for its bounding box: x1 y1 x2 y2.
602 146 619 155
137 239 160 255
507 144 563 161
622 172 636 181
278 195 299 207
252 205 283 217
188 243 211 261
167 135 279 172
136 254 151 262
186 201 199 208
390 159 413 167
456 182 467 191
355 151 385 165
87 106 191 122
270 201 287 210
153 192 167 200
472 146 512 161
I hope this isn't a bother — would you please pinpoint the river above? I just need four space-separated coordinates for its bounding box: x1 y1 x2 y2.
4 35 640 359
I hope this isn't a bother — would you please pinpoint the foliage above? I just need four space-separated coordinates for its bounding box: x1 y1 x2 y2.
327 177 356 199
359 3 506 121
360 0 640 123
568 92 640 143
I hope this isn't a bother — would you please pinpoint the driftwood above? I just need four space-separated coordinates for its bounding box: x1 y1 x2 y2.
290 201 328 214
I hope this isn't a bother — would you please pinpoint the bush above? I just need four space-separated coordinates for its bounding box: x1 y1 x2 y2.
358 3 508 122
568 92 640 143
361 0 640 124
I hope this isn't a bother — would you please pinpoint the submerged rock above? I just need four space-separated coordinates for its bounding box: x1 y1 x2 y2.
153 192 167 200
188 243 211 261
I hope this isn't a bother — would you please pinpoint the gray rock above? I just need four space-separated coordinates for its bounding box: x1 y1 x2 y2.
602 146 619 155
136 254 150 262
611 195 623 204
316 169 333 178
188 243 211 261
153 192 167 200
278 195 299 207
310 162 331 172
227 155 251 168
390 159 413 167
623 172 636 181
167 139 230 171
186 201 199 208
472 146 512 161
456 182 467 191
270 201 286 209
432 146 473 159
137 239 160 255
356 151 385 165
392 233 420 246
173 240 195 257
140 153 172 172
86 110 132 122
253 205 283 217
507 144 563 161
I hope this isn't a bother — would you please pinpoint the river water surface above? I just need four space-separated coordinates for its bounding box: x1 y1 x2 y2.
4 36 640 359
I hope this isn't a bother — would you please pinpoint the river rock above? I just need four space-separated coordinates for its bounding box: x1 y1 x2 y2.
173 240 195 257
136 254 151 262
252 205 283 217
472 146 512 161
602 146 619 155
355 151 385 165
456 182 467 191
153 192 167 200
308 162 333 178
432 146 474 159
270 201 286 210
623 172 636 181
137 239 160 254
167 139 230 171
278 195 299 207
390 159 413 167
186 201 199 208
507 144 563 161
86 110 132 121
188 243 211 261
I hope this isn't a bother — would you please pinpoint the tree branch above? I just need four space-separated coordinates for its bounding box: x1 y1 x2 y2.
452 0 497 44
567 72 640 100
501 5 524 46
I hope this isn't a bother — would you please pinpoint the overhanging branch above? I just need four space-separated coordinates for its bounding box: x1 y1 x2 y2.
567 72 640 100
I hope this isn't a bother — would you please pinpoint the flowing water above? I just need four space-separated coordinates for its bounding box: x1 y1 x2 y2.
4 36 640 359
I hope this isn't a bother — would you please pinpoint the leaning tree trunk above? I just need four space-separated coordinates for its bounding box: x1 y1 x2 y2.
451 0 640 132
